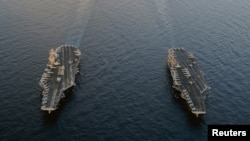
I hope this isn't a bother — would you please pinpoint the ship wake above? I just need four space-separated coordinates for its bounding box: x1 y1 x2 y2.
65 0 94 48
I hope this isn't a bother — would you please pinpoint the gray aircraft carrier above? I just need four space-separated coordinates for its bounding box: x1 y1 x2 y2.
39 45 81 113
167 48 209 117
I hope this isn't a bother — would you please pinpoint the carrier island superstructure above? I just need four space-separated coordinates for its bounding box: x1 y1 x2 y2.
167 48 209 117
39 45 81 113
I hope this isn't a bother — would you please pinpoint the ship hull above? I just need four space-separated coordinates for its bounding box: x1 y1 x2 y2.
39 45 81 113
167 48 209 117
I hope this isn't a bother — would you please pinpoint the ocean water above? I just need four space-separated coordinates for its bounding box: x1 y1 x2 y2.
1 0 250 140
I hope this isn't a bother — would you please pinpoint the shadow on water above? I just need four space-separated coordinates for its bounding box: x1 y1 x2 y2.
165 65 206 127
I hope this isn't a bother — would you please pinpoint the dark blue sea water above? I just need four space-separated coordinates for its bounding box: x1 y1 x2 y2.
1 0 250 140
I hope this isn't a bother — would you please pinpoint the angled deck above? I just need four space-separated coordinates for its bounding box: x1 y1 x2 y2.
167 48 209 117
39 45 81 113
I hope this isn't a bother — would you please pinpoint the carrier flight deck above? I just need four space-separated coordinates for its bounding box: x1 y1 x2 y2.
39 45 81 113
167 48 210 117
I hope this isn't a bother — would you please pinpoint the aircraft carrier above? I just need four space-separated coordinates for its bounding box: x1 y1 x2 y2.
39 45 81 113
167 48 209 117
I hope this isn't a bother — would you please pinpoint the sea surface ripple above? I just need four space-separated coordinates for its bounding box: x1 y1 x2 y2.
1 0 250 140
